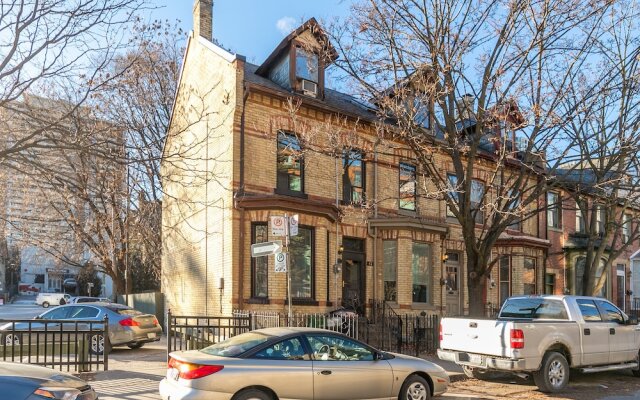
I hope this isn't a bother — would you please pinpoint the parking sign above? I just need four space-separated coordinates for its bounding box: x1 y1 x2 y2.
275 252 287 272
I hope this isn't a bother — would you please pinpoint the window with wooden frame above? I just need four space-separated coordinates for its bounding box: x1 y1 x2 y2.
383 240 397 302
276 131 304 196
446 173 458 218
289 226 314 300
623 213 632 243
576 198 586 233
293 44 322 98
251 223 269 299
470 179 485 223
595 205 606 234
545 273 555 295
412 242 432 304
547 192 561 228
499 255 512 304
343 149 365 204
523 257 537 295
399 162 416 211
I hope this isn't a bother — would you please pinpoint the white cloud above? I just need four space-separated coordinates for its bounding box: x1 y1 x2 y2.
276 17 297 36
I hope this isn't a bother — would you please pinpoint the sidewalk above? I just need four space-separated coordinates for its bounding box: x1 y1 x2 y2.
84 337 167 400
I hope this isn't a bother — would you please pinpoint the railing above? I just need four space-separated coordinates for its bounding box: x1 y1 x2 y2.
167 311 252 355
367 301 440 356
630 298 640 320
233 310 361 339
0 317 109 372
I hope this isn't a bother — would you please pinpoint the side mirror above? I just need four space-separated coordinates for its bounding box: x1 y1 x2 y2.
374 352 385 361
627 316 638 325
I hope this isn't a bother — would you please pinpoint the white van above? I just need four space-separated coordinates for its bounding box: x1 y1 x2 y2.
35 293 72 308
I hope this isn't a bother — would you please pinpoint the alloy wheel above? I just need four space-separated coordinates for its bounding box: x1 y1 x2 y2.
406 381 428 400
548 359 566 388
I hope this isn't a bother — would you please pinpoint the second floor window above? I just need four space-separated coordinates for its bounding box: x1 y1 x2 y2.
547 192 561 228
596 205 606 234
470 179 485 223
399 163 416 211
623 213 632 243
576 199 586 233
277 132 304 195
343 150 365 204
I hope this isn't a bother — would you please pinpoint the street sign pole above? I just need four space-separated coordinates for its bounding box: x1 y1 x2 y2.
285 214 292 325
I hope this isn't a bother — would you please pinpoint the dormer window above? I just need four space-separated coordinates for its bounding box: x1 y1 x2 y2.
295 47 319 83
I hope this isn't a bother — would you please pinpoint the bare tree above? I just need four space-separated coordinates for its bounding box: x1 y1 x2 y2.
554 2 640 297
0 0 144 163
328 0 618 315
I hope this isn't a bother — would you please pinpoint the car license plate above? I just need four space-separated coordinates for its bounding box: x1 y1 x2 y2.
168 368 179 381
469 354 484 365
148 332 156 339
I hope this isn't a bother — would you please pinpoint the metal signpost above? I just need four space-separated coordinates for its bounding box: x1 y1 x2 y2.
251 215 299 324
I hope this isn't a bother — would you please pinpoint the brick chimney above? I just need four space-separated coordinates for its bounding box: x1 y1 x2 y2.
193 0 213 41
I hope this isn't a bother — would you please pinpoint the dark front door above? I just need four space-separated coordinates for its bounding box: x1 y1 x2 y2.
341 238 365 313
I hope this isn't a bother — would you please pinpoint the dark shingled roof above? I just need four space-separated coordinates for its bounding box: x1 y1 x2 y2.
244 62 378 122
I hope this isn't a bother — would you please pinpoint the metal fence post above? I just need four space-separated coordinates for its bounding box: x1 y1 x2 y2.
103 314 109 371
166 309 172 361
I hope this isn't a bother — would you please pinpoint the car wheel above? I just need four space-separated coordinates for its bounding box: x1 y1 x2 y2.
127 342 144 350
400 374 431 400
89 334 109 355
632 351 640 377
42 301 50 308
4 334 20 346
533 351 569 392
233 388 272 400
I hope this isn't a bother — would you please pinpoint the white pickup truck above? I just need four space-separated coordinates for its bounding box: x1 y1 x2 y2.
438 295 640 392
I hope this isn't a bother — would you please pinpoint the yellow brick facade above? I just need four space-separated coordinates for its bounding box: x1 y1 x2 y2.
162 27 548 318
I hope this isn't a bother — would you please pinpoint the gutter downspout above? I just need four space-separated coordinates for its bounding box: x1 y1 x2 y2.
237 82 250 310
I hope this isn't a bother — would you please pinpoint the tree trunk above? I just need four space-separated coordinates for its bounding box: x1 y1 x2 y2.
467 257 487 317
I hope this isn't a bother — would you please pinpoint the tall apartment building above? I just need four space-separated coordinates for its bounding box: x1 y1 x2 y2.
162 3 549 317
0 95 116 297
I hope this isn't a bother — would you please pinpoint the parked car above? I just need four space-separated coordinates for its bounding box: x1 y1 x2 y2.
69 296 111 304
438 295 640 392
0 302 162 355
35 293 72 308
0 361 98 399
160 327 449 400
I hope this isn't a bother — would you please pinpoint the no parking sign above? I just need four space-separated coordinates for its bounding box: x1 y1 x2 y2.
275 252 287 272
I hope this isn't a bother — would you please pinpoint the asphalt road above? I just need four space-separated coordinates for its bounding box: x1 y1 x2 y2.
0 301 44 320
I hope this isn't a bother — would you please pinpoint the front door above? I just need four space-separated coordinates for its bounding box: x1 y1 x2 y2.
342 238 365 313
445 252 461 316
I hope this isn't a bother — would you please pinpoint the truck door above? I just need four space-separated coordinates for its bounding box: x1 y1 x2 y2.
595 300 638 363
575 299 610 365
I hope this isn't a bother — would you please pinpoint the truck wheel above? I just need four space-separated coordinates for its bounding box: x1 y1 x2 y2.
533 351 569 392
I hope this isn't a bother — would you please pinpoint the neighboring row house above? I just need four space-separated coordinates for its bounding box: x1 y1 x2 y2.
546 174 640 312
162 3 554 317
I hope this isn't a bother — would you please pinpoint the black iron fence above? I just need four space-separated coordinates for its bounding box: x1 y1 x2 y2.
167 311 252 354
0 317 109 372
363 301 440 356
630 298 640 320
167 303 441 359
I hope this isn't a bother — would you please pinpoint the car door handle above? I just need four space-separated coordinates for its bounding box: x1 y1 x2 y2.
320 370 332 375
584 328 590 335
610 328 616 335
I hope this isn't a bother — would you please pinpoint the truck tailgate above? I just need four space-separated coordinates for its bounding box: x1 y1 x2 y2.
440 318 514 358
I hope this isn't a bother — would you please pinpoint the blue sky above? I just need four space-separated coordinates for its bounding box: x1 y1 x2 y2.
150 1 351 65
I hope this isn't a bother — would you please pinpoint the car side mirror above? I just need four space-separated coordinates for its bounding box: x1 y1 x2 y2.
627 316 638 325
374 352 385 361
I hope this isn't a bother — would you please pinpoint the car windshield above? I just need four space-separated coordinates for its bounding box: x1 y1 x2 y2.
200 332 272 357
106 306 143 316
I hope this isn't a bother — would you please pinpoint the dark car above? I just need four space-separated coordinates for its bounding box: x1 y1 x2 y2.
0 361 97 399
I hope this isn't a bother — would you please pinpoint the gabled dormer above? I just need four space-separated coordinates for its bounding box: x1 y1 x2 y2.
255 18 338 100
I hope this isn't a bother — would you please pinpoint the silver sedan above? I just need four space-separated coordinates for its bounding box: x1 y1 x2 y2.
160 327 449 400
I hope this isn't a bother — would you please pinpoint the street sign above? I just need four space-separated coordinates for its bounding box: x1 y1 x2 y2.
274 252 287 272
289 214 299 236
270 216 286 236
251 240 282 258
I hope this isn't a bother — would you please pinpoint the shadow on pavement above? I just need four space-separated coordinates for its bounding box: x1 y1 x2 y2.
84 369 163 400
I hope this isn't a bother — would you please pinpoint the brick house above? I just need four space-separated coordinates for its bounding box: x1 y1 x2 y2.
546 182 640 311
161 2 549 317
